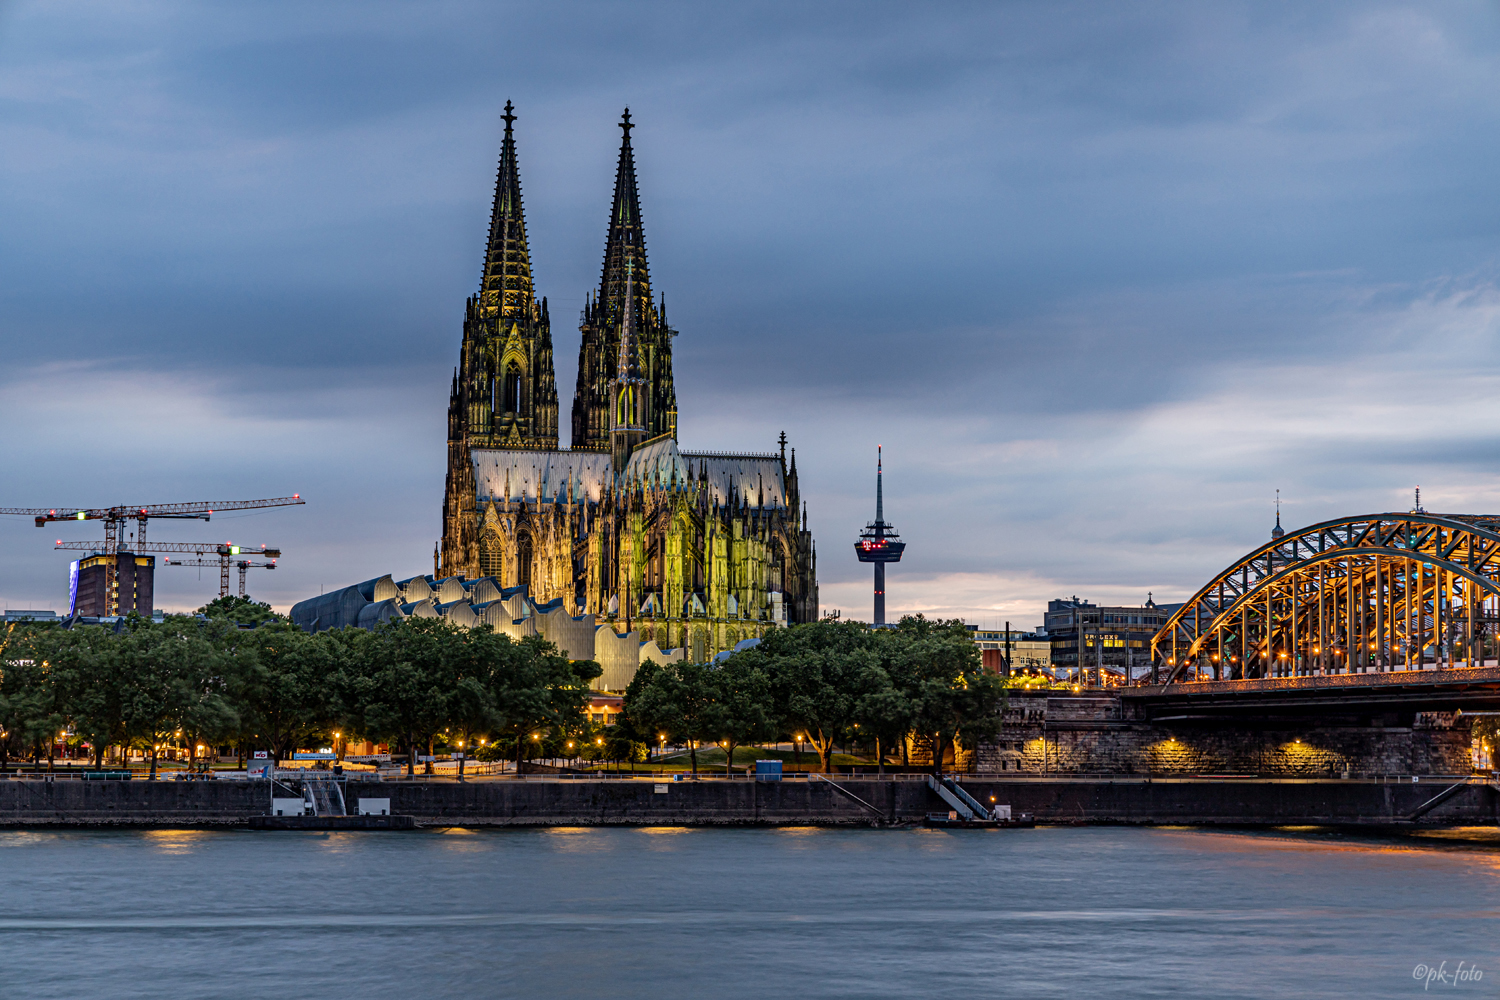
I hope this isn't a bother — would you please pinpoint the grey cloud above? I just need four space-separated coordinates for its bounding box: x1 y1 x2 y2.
3 2 1500 620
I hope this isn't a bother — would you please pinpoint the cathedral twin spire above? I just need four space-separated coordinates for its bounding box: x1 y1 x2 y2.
573 108 678 452
453 99 558 453
454 103 676 459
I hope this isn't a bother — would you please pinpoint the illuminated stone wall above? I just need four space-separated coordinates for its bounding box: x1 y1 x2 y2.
973 693 1473 776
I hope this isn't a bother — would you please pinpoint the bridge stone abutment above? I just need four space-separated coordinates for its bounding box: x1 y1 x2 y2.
976 691 1473 776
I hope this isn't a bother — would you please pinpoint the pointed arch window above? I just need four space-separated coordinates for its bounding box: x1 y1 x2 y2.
504 362 524 414
515 530 532 590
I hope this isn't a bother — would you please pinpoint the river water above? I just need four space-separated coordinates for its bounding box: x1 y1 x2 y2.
2 824 1496 999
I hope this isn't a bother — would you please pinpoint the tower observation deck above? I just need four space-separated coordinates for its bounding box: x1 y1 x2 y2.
855 446 905 625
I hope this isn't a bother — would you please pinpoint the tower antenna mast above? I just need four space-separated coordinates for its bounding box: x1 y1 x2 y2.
854 446 904 625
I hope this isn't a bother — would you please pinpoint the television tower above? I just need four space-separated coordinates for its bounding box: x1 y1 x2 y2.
854 446 904 625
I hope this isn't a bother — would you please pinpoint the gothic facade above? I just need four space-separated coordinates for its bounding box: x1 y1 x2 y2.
439 105 817 662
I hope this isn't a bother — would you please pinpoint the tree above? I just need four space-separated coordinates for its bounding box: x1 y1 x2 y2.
615 660 663 752
440 625 514 780
892 616 1005 774
116 619 228 779
228 619 331 767
707 657 773 776
197 595 278 626
40 624 126 770
626 660 719 775
851 663 910 777
741 620 880 772
0 624 65 771
486 635 600 769
345 617 458 776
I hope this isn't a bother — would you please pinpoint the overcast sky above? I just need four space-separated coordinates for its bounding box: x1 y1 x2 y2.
3 1 1499 627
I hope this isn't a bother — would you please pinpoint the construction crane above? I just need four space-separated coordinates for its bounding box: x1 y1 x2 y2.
162 556 277 599
53 541 282 611
2 495 302 616
1 496 303 552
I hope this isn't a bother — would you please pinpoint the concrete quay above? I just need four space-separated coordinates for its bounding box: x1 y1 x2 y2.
0 774 1494 828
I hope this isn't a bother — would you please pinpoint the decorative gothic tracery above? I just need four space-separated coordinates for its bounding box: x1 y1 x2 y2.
440 104 817 661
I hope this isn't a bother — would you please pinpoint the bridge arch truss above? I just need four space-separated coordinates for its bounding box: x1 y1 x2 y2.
1150 513 1500 684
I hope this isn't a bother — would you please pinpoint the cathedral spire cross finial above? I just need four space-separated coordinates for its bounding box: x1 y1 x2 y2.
620 107 633 140
502 99 516 132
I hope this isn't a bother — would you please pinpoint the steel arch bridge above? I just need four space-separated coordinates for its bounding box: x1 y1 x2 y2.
1150 512 1500 685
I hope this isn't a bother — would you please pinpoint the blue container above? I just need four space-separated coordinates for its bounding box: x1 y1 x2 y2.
755 760 783 782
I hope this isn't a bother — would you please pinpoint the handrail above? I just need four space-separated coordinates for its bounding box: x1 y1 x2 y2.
925 774 977 819
809 773 886 817
1407 780 1476 820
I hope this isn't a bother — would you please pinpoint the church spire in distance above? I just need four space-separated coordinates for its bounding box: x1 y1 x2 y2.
479 100 533 318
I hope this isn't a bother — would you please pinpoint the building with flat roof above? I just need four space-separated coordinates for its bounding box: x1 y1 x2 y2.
70 552 154 618
1043 596 1181 683
2 610 58 624
968 627 1054 676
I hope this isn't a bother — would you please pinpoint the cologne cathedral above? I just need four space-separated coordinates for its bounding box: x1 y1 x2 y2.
438 104 818 660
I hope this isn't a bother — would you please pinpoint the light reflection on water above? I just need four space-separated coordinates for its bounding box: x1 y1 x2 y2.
2 825 1498 999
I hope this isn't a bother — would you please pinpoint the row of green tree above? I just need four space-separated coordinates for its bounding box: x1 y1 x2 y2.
619 616 1004 774
0 597 599 777
0 597 1003 778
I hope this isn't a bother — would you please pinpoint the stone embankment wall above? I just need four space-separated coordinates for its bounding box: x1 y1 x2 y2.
1 775 1494 827
0 780 262 825
974 693 1471 776
965 778 1495 826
